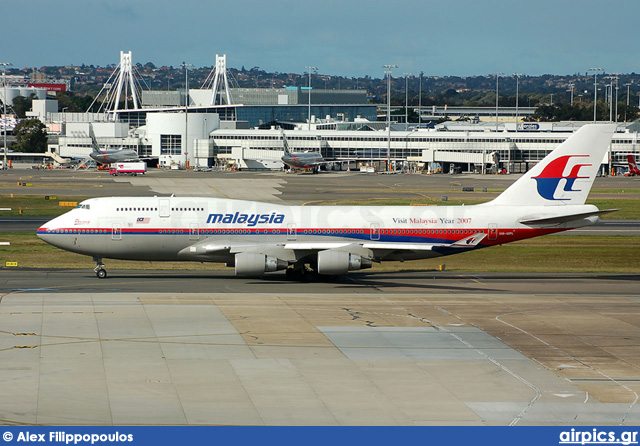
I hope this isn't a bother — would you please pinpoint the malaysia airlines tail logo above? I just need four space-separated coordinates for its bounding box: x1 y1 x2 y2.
533 155 591 201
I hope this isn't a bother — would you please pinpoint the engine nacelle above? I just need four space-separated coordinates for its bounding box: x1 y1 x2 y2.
316 250 372 275
234 253 288 276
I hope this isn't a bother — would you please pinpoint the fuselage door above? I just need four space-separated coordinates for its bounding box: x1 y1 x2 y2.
112 224 122 241
287 223 297 241
189 223 199 241
159 198 170 218
370 223 380 241
488 223 498 241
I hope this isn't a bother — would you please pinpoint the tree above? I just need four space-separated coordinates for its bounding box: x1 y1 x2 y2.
618 103 639 122
532 102 610 121
43 66 59 76
12 93 37 118
13 119 48 153
54 91 95 113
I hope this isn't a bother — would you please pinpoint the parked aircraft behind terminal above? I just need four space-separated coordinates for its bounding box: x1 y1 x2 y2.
44 149 84 166
280 130 326 172
626 154 640 176
38 124 615 280
89 134 140 165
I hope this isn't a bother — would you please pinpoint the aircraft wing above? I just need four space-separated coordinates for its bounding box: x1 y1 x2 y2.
179 233 486 262
285 233 486 250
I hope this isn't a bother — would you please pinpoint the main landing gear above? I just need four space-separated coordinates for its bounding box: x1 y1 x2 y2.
285 266 319 282
93 257 107 279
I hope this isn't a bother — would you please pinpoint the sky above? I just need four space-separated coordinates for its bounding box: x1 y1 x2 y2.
3 0 639 79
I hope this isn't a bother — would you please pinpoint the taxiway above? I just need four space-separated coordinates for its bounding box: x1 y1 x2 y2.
0 270 638 425
1 167 638 426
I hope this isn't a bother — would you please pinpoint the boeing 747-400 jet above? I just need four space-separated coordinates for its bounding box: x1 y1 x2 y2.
38 124 616 280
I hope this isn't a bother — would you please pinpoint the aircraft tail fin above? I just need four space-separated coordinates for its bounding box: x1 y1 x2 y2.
87 125 103 154
89 134 102 153
628 154 640 174
281 129 291 155
490 124 615 207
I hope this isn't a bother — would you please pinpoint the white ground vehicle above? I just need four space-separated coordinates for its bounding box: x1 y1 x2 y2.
109 162 146 176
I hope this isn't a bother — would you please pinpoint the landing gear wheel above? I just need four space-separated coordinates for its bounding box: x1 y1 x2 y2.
302 269 318 282
93 257 107 279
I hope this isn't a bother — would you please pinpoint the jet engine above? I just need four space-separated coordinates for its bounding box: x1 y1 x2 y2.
234 252 288 276
316 250 372 275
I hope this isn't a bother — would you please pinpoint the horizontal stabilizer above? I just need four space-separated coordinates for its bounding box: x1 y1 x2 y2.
519 209 618 225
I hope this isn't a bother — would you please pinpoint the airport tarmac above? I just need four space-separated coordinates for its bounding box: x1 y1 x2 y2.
1 167 639 426
0 270 639 426
2 167 639 205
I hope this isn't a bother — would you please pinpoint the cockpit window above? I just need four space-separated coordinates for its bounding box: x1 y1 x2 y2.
75 204 91 210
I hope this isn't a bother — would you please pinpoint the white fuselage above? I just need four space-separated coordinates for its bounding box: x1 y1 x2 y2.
37 196 598 264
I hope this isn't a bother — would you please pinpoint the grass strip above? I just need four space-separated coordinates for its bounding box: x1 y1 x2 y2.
2 233 638 274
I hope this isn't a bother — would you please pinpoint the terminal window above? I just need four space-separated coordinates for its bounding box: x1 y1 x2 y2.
161 134 182 155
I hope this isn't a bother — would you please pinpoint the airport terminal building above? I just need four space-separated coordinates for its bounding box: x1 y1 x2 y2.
27 86 640 174
207 122 640 173
2 50 639 173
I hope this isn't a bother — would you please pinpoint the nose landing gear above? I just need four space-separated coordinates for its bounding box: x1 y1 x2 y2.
93 257 107 279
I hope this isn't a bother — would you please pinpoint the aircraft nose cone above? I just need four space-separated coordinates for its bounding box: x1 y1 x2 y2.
37 224 51 243
36 215 63 244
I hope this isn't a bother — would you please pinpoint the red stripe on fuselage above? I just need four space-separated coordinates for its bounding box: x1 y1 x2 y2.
37 227 569 245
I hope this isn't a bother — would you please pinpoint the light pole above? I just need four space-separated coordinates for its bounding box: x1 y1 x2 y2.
624 83 631 122
605 76 613 122
403 73 412 130
382 65 397 171
486 72 503 175
492 72 503 132
605 75 619 123
1 62 11 170
418 71 423 129
588 67 604 122
305 66 317 131
180 61 193 169
568 82 575 106
614 74 619 124
513 73 523 125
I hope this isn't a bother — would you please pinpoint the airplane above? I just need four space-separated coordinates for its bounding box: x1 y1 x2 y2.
280 130 326 172
37 124 615 280
89 134 140 165
44 149 85 166
625 154 640 176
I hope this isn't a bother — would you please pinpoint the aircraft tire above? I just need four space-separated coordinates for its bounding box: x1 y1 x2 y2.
285 267 317 282
285 268 296 279
96 269 107 279
302 269 318 282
